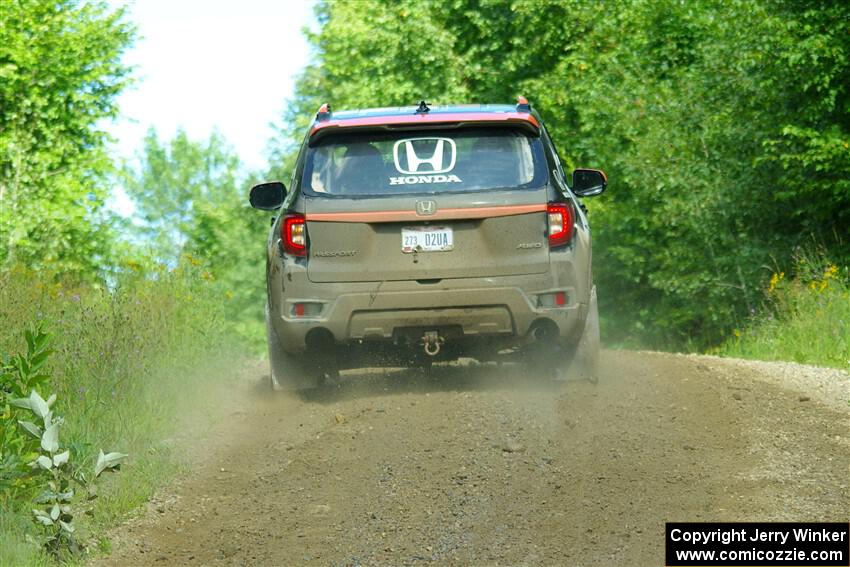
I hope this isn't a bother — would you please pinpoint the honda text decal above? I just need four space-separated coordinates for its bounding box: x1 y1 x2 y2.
390 137 462 185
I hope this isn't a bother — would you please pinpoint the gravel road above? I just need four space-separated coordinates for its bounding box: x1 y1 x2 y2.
96 351 849 566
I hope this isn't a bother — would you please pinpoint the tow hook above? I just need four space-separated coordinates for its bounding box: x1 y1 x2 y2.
422 331 444 357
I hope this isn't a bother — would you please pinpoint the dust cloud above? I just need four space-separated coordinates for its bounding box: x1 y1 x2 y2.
96 351 849 566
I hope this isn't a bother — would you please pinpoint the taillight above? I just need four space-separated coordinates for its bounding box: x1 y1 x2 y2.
282 214 307 256
547 203 574 247
554 291 567 306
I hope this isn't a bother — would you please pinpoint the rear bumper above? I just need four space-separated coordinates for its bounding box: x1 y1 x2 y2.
270 264 587 354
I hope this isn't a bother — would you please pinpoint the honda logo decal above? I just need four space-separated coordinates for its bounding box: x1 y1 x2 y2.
393 138 456 174
415 200 437 216
389 137 463 186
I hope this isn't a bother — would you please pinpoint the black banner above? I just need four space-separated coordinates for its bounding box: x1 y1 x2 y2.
666 522 849 566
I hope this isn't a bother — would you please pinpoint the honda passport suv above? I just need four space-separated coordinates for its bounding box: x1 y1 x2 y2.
249 98 606 390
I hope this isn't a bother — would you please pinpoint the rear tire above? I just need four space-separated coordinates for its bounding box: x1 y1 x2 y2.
266 305 322 391
574 286 601 383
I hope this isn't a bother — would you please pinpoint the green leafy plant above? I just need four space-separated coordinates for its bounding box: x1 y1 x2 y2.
1 326 54 499
1 326 53 398
12 389 126 557
2 327 126 558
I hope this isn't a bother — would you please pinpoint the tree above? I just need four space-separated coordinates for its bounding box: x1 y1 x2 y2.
121 129 240 264
122 129 268 346
523 0 850 345
0 0 135 278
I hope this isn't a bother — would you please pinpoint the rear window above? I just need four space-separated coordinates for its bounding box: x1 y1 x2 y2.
302 127 548 197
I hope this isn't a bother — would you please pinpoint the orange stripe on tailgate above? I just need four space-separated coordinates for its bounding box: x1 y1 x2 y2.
306 203 546 223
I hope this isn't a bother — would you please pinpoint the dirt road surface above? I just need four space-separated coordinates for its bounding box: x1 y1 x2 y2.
96 351 849 566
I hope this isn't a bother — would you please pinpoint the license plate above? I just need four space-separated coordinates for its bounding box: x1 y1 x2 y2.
401 226 453 253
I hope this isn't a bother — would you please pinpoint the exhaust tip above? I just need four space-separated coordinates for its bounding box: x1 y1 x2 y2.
305 327 335 350
529 318 559 343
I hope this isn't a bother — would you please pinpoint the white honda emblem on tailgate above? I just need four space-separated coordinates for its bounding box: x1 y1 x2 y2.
390 138 463 186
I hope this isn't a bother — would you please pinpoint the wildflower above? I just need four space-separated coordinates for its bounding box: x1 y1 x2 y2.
225 291 234 300
824 264 838 280
768 271 784 293
733 329 741 338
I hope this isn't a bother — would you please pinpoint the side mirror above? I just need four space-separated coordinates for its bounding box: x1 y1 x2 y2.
249 181 286 210
572 169 607 197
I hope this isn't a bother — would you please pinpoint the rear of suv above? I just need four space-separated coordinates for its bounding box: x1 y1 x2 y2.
250 98 606 390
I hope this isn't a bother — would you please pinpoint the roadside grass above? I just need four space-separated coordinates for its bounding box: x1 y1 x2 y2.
0 259 249 565
718 254 850 371
0 510 51 567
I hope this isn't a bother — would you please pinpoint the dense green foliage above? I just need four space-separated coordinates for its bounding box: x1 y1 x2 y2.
121 129 269 346
0 0 134 278
279 0 850 349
